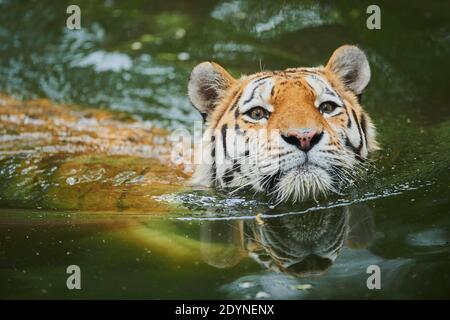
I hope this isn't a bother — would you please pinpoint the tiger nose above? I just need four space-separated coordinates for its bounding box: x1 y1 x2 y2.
284 129 323 152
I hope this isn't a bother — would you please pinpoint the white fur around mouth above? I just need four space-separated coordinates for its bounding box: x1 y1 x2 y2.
273 165 333 203
296 163 321 173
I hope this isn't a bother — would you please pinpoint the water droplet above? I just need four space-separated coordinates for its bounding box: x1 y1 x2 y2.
290 284 313 291
255 291 270 299
174 28 186 39
131 42 142 50
177 52 190 61
238 281 254 289
66 177 77 186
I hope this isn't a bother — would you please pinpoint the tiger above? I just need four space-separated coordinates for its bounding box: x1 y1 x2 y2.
188 45 378 203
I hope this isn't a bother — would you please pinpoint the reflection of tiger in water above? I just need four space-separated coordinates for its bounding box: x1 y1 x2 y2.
245 211 347 276
244 206 374 277
188 45 379 202
200 206 375 277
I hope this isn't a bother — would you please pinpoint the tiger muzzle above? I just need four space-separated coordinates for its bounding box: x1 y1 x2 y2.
282 128 324 152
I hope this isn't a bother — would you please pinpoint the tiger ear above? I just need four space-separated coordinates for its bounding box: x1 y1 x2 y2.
188 62 236 120
326 45 371 95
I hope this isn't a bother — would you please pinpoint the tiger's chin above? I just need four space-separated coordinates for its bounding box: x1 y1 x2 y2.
270 165 334 204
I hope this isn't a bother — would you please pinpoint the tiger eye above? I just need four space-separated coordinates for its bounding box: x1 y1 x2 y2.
319 102 338 114
247 107 267 120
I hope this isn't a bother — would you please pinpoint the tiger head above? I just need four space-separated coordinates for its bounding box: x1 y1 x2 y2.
188 45 378 203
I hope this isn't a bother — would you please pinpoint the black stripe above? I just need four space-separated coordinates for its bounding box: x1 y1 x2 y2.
233 159 241 173
243 81 265 105
252 75 272 84
221 124 228 158
235 123 244 135
210 134 216 184
360 113 368 147
222 159 243 185
345 138 363 161
351 109 364 153
211 147 216 184
345 137 358 154
223 168 234 184
230 92 242 111
357 94 362 103
324 87 337 97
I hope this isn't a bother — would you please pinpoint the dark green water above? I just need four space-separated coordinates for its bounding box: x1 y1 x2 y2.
0 0 449 299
